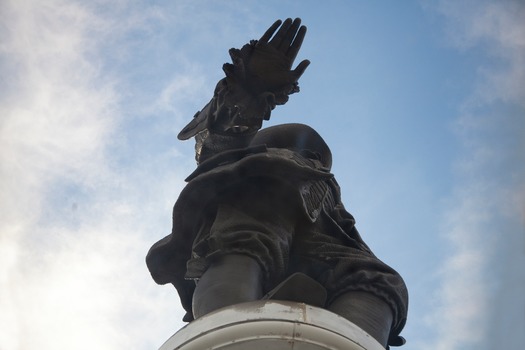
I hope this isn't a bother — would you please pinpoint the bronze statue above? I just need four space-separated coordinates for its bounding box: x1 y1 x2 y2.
146 18 408 348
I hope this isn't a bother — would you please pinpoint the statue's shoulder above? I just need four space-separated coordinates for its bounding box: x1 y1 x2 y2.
185 145 332 183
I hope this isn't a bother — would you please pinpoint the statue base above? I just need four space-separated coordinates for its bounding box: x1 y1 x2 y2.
159 300 385 350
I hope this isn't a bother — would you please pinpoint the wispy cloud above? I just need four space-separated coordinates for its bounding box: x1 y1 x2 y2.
6 1 522 349
0 0 273 347
438 0 525 104
426 1 525 349
0 1 190 348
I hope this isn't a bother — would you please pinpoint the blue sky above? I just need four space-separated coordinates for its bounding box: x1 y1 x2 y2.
1 1 524 349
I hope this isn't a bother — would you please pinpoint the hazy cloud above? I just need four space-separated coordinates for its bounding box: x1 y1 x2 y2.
3 1 523 349
0 1 188 348
427 1 525 349
1 1 270 348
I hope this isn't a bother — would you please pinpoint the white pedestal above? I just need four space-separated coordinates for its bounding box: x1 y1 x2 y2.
159 300 384 350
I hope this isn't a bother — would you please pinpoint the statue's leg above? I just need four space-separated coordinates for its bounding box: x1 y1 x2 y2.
192 254 263 318
190 178 297 319
328 291 393 347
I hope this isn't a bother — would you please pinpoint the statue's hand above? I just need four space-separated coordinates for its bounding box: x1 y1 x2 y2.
223 18 310 104
178 19 310 149
249 18 310 92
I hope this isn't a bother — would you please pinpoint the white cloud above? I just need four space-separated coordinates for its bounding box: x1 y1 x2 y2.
438 0 525 104
7 1 523 349
426 1 525 349
150 71 209 119
427 186 496 349
0 1 190 349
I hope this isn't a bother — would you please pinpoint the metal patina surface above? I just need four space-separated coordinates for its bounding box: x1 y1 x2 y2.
147 18 408 348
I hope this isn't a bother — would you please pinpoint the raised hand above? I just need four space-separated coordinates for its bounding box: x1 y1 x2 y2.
223 18 310 103
178 19 310 143
253 18 310 87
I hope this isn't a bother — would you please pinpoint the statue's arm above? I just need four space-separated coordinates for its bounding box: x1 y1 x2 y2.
178 18 310 163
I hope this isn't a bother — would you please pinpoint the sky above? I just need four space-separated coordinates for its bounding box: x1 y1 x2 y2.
1 0 524 349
